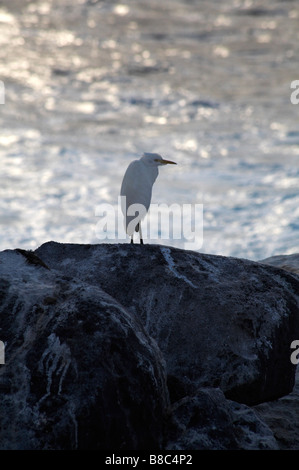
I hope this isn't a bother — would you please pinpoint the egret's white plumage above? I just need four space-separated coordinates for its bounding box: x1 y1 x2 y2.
120 152 176 243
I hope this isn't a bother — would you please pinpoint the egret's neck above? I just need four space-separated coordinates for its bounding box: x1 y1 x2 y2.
141 161 159 185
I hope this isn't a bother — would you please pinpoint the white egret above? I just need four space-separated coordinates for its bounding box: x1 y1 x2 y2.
120 152 177 244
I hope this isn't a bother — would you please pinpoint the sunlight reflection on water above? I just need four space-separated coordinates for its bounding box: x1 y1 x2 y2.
0 0 298 260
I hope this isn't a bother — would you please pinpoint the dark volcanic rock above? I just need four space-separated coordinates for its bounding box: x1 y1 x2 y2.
0 249 169 450
167 388 278 450
1 242 298 450
260 253 299 275
254 367 299 450
35 242 299 406
254 254 299 449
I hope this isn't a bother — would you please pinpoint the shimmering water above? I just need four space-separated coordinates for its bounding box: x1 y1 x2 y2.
0 0 298 260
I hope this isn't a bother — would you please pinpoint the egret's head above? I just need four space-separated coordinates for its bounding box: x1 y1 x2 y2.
142 152 176 167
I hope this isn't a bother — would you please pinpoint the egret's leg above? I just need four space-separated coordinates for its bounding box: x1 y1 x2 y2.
139 223 143 244
130 236 134 244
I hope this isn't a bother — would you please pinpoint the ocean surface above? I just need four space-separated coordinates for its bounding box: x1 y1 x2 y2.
0 0 298 260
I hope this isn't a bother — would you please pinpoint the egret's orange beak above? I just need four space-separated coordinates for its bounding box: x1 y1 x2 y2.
155 158 177 165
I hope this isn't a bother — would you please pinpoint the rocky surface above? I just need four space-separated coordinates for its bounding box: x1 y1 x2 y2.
0 242 299 450
255 253 299 450
0 248 169 450
261 253 299 275
254 367 299 450
36 242 299 406
167 388 278 450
